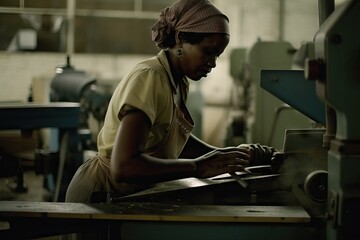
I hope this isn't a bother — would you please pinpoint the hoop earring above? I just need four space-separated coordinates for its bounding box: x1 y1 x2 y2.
177 48 183 58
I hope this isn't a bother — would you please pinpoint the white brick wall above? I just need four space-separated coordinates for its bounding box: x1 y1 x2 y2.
0 52 149 102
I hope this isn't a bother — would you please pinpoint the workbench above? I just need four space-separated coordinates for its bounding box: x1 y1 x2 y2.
0 200 325 240
0 102 82 202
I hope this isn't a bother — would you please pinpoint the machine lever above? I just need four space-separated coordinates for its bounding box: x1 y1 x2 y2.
230 172 249 189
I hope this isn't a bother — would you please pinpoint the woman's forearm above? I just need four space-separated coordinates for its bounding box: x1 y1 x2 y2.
110 153 197 185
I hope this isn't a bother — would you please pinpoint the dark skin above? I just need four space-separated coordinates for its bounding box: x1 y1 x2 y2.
110 33 253 185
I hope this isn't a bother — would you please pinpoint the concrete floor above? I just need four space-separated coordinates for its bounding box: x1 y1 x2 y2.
0 169 46 202
0 163 61 240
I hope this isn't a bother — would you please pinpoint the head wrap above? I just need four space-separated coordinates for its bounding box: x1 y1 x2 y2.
151 0 229 46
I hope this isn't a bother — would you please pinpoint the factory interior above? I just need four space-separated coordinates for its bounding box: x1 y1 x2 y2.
0 0 359 239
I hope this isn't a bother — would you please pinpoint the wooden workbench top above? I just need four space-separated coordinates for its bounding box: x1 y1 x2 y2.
0 201 310 223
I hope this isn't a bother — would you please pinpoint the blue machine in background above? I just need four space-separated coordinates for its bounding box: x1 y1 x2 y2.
260 70 326 124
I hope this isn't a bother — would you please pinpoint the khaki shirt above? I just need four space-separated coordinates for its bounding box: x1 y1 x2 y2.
97 50 189 158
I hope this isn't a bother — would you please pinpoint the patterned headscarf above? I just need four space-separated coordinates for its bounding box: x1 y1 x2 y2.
151 0 229 46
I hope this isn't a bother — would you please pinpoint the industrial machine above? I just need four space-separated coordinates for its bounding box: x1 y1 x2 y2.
254 0 360 239
50 56 111 133
261 0 360 239
307 0 360 239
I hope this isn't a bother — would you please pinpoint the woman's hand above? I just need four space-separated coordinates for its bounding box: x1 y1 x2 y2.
194 149 249 178
238 143 277 166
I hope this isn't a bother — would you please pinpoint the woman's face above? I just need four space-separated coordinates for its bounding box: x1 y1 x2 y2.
180 33 229 81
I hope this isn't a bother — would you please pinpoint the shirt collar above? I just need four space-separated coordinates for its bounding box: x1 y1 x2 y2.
157 50 189 94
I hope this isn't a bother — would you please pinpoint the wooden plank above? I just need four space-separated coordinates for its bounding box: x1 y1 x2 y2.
0 201 310 223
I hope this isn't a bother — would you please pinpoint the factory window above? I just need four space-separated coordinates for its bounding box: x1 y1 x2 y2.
0 0 173 54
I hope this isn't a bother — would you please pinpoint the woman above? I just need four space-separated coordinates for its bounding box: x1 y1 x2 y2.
66 0 275 203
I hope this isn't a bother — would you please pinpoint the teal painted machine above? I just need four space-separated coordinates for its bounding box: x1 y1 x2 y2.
260 70 326 124
310 1 360 239
259 0 360 239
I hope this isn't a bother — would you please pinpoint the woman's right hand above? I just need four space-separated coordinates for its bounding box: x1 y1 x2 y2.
239 143 277 166
194 149 249 178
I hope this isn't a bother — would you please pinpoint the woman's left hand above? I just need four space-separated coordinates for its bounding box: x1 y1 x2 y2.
194 148 250 178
